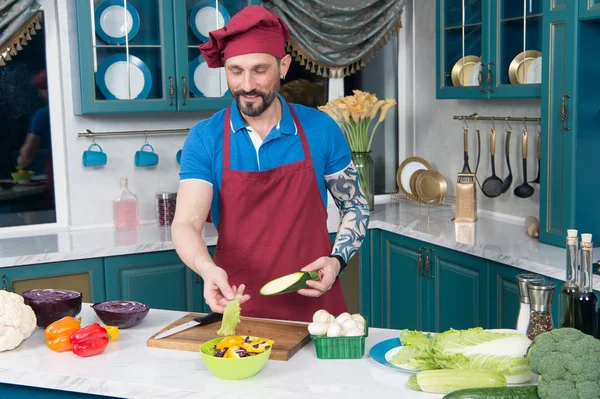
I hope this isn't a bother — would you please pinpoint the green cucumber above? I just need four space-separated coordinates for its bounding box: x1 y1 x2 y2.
442 385 539 399
259 271 320 296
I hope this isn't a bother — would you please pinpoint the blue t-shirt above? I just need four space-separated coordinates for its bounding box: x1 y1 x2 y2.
28 106 51 148
179 95 351 230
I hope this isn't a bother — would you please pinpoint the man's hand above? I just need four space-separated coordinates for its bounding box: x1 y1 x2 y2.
297 256 341 297
201 264 250 313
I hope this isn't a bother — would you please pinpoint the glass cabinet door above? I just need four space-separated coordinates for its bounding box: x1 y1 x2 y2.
437 0 489 99
75 0 177 114
491 0 542 97
174 0 257 112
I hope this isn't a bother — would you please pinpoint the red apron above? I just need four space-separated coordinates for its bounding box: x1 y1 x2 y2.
212 103 348 322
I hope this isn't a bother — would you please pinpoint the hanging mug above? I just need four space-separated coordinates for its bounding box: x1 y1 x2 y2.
176 149 182 165
82 143 107 168
135 143 159 167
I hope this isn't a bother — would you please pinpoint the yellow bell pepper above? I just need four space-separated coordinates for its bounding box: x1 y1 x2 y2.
104 326 119 342
223 346 241 358
216 336 245 350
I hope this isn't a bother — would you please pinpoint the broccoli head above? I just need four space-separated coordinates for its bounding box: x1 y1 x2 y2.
526 328 600 399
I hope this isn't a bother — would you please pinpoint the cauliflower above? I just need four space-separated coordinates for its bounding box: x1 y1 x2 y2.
526 327 600 399
0 290 37 352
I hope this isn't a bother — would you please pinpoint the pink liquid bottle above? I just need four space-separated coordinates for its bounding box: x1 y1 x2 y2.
113 177 139 230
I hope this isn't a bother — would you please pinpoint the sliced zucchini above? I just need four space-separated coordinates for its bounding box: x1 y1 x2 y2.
259 271 320 296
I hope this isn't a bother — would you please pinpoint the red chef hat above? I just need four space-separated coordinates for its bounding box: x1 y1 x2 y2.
199 5 290 68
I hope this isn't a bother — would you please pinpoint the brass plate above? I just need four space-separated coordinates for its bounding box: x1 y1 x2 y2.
415 170 448 203
508 50 542 84
451 55 481 87
397 157 433 198
410 169 425 197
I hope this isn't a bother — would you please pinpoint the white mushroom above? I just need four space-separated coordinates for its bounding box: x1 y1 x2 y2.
335 312 352 325
326 322 342 337
351 313 366 324
313 309 334 324
341 319 358 333
307 322 329 336
344 327 365 337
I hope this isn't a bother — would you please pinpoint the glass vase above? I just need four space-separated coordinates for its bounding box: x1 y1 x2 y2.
351 151 374 213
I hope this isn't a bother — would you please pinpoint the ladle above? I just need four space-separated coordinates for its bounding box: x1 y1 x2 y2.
513 130 535 198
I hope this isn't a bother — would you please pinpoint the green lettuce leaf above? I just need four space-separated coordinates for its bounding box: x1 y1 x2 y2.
217 295 241 336
390 346 440 370
400 329 433 352
429 327 533 384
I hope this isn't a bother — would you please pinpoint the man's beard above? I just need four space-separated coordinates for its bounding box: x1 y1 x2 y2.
232 82 279 117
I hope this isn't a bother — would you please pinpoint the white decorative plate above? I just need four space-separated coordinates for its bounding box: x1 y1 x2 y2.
95 0 140 45
189 0 231 42
96 54 152 100
188 55 229 98
526 56 542 84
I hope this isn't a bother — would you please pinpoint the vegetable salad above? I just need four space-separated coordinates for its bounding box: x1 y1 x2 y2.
211 336 274 359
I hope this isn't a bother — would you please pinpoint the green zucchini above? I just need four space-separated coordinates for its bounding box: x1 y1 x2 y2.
259 271 320 295
442 385 539 399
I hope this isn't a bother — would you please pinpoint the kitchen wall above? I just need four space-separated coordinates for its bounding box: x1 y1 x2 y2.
398 0 541 220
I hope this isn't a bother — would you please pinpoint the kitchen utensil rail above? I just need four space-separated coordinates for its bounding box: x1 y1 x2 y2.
453 114 541 123
78 128 190 138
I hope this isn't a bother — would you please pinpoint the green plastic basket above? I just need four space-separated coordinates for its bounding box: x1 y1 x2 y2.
310 319 369 359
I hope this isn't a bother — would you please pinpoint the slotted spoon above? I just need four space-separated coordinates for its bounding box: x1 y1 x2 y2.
481 128 504 198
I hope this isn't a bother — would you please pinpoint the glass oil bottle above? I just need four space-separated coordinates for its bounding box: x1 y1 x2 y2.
113 177 139 231
558 229 579 328
573 233 598 338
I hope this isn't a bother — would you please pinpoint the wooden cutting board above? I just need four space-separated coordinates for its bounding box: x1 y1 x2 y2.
147 313 311 361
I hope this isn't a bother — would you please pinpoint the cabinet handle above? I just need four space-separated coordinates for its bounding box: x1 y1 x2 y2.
168 76 174 106
487 62 495 93
478 63 486 93
417 247 426 276
560 94 571 131
2 274 7 290
181 76 188 106
425 248 435 279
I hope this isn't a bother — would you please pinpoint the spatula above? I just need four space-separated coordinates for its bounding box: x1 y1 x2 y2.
461 128 472 173
530 131 541 184
481 128 504 198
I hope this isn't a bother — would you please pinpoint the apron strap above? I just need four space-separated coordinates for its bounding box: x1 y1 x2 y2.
222 101 312 171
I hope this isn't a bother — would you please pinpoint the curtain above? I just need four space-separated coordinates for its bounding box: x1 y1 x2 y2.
0 0 42 67
261 0 405 78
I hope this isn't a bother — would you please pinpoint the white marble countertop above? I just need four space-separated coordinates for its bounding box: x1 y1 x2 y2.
0 200 598 290
0 304 455 399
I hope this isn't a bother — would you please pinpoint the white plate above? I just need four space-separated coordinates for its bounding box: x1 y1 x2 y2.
96 54 152 100
526 56 542 84
189 55 228 98
95 0 140 45
189 0 231 42
469 61 482 86
400 161 429 195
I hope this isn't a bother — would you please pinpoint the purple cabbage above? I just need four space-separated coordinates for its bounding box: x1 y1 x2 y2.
21 289 83 328
91 300 149 329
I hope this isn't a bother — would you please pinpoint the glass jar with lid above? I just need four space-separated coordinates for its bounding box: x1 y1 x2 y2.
155 192 177 226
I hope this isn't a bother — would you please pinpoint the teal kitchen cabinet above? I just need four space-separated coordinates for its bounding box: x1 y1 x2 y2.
580 0 600 19
436 0 542 99
378 231 489 332
489 261 521 329
74 0 259 115
539 0 578 247
429 246 490 332
104 250 205 312
0 258 106 304
380 230 432 331
538 0 600 246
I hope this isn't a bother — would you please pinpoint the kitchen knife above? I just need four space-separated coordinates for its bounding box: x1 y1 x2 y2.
154 312 223 339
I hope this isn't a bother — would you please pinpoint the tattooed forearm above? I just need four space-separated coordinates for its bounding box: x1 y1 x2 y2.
325 162 370 264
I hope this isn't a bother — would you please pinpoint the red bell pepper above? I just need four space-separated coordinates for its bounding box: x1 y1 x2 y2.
70 323 109 357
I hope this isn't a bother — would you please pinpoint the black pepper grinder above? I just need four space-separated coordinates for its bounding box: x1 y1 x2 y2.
526 280 556 340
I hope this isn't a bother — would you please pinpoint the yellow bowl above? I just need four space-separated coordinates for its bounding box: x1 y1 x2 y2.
199 336 272 380
11 170 35 182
